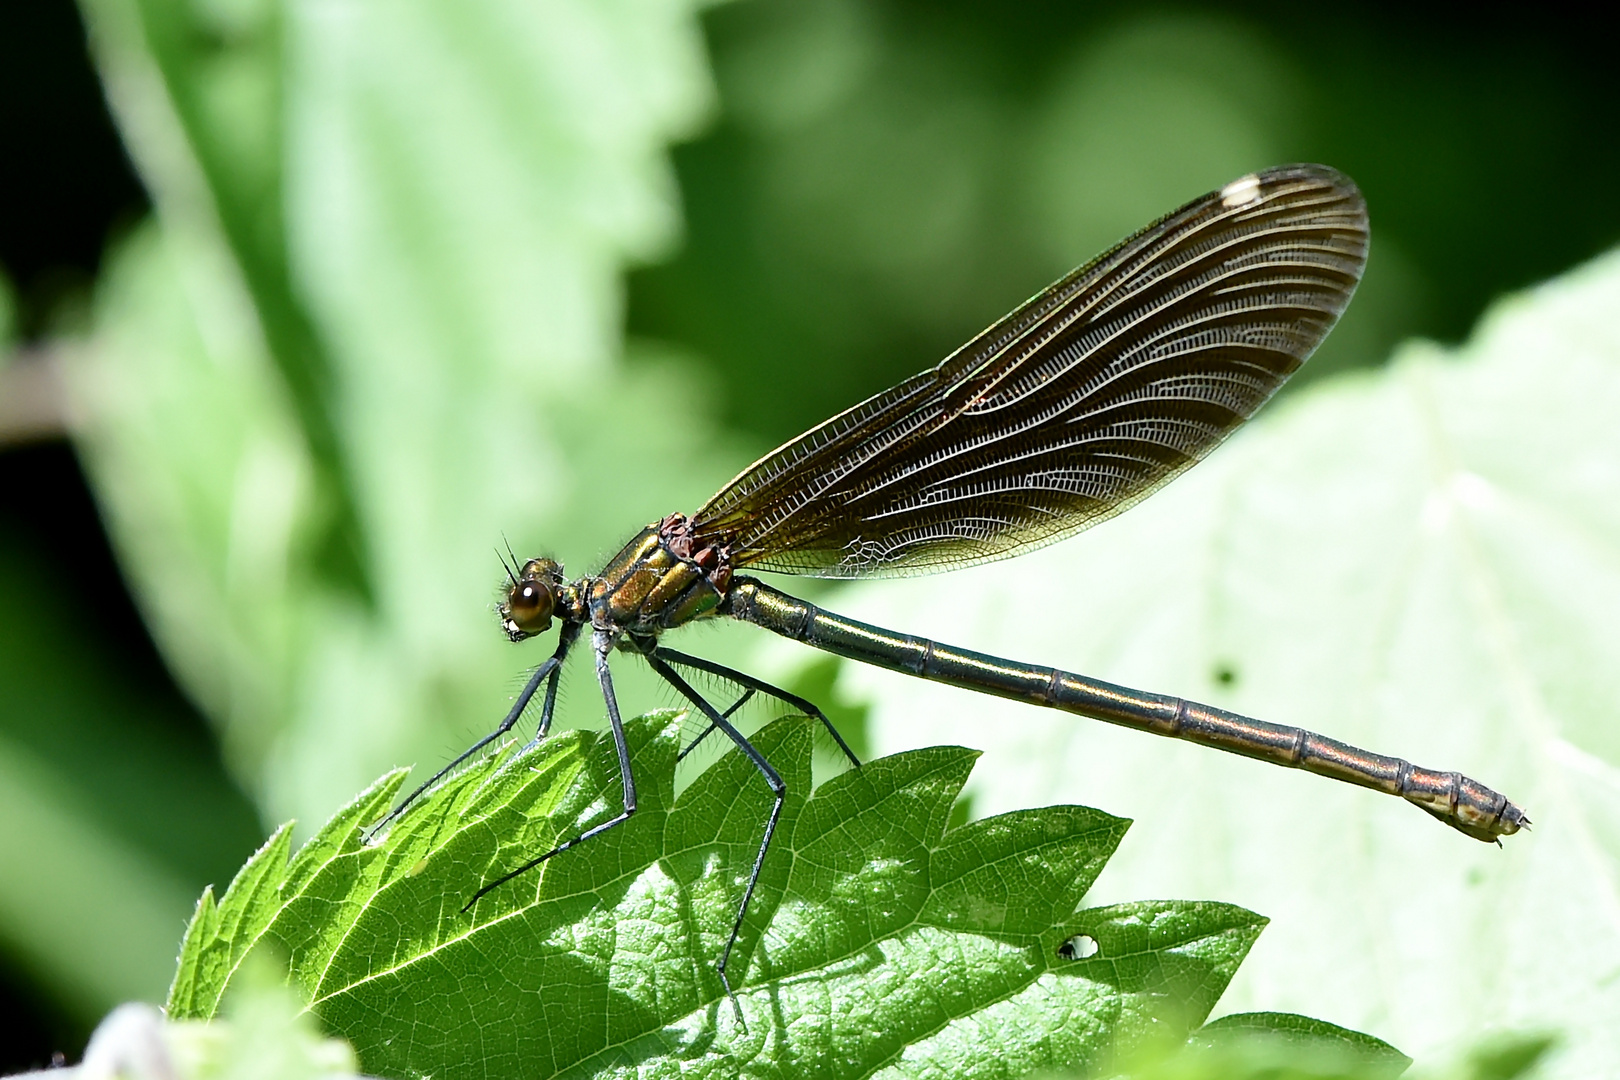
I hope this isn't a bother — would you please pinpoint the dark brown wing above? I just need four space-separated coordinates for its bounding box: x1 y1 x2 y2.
694 164 1368 577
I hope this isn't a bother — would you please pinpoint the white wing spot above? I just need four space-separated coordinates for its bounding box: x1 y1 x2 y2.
1221 173 1263 209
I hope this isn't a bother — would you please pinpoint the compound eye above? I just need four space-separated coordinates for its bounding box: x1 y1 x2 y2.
504 578 555 636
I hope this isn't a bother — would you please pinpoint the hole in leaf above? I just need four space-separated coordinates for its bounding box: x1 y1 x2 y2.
1057 933 1099 960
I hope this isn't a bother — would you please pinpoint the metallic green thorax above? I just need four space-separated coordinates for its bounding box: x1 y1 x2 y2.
585 515 731 634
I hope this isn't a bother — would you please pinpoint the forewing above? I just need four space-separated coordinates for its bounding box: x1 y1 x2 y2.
694 164 1369 577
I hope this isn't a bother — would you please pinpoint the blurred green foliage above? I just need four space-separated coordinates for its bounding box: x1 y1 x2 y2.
7 0 734 1060
1 0 1616 1074
0 272 15 350
0 516 260 1016
629 1 1620 442
62 964 362 1080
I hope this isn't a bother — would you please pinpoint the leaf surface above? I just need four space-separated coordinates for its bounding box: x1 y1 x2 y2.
172 712 1280 1078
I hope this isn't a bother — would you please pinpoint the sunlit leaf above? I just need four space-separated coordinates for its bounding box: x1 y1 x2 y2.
169 712 1293 1078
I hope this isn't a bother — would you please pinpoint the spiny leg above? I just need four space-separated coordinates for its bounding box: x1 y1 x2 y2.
616 637 752 761
678 687 755 762
365 621 580 843
463 628 637 911
655 646 862 769
519 620 581 751
643 651 784 1029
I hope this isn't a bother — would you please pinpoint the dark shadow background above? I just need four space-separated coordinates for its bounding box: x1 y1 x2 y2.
2 0 1616 1070
629 2 1620 441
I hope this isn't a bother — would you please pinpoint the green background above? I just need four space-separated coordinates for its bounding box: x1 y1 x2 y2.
0 0 1615 1074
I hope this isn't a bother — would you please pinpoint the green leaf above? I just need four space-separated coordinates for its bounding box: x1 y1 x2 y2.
1449 1033 1560 1080
1197 1012 1407 1061
1103 1013 1408 1080
1059 1014 1412 1080
833 248 1620 1074
67 0 741 843
1190 1013 1410 1077
168 711 1294 1077
81 0 371 601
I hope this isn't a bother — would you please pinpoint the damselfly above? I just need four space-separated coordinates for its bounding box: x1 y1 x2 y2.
371 164 1526 1015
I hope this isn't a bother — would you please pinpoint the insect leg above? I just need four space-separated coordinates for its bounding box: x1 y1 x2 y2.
655 646 862 768
519 620 582 751
463 628 637 909
643 650 784 1029
365 621 580 842
676 686 756 762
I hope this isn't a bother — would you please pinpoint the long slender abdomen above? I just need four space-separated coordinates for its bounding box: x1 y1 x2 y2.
723 576 1526 842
